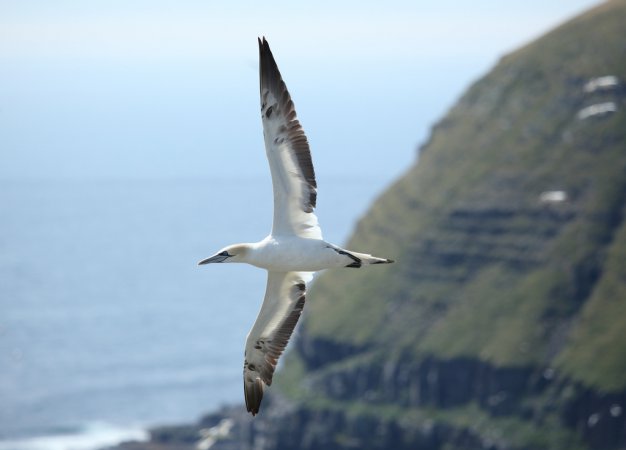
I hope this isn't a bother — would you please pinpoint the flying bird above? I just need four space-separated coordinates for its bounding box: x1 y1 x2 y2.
199 37 394 416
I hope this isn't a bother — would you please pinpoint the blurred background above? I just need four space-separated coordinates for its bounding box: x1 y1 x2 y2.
0 1 615 449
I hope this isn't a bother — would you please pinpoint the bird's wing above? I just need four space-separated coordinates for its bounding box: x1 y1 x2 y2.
243 270 313 415
258 37 322 239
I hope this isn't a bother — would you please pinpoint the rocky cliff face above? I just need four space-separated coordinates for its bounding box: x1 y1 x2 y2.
114 1 626 449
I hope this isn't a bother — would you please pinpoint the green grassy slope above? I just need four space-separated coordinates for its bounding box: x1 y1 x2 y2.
297 0 626 393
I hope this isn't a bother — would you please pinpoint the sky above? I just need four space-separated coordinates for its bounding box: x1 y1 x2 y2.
0 0 602 183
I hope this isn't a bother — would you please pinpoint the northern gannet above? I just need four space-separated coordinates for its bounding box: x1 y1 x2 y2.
199 37 394 416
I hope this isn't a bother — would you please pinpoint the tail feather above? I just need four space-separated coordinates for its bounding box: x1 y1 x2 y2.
328 245 394 268
346 251 394 267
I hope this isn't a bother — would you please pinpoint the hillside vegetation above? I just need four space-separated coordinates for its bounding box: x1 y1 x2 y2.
271 1 626 448
303 0 626 390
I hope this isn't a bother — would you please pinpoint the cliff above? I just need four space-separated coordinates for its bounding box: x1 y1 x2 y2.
113 1 626 449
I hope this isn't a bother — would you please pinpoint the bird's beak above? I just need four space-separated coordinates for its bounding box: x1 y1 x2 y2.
198 254 229 265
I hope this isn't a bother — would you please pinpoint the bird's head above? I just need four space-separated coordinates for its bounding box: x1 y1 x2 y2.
198 244 249 265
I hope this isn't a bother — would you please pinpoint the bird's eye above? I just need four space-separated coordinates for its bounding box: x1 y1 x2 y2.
220 251 230 256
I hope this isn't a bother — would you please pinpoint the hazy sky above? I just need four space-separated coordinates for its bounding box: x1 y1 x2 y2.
0 0 601 182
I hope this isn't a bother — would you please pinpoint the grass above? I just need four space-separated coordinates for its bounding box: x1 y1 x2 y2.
295 0 626 392
293 396 588 450
556 206 626 390
270 2 626 448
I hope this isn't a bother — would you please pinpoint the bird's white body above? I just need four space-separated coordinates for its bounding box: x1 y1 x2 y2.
236 236 383 272
245 237 341 271
199 38 393 416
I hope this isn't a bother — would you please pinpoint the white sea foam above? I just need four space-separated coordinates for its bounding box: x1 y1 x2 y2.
0 422 148 450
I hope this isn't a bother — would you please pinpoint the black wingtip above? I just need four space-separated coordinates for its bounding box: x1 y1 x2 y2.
258 36 276 95
258 36 270 52
244 378 265 417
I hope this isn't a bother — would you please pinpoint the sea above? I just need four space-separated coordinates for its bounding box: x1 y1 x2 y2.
0 177 384 450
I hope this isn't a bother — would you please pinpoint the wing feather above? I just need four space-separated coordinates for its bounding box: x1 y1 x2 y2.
243 271 312 415
258 37 322 239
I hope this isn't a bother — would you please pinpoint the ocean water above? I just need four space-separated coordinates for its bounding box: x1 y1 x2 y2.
0 177 382 449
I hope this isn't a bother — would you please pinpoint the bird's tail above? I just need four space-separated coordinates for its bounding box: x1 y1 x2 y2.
344 250 394 268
